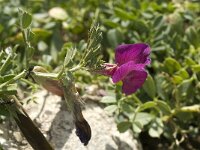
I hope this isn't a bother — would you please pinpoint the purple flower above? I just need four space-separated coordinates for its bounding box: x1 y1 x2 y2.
99 43 151 95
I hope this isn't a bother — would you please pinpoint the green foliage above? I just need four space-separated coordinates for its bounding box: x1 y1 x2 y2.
0 9 54 149
0 48 20 100
143 75 156 99
0 0 200 149
97 0 200 149
79 21 103 70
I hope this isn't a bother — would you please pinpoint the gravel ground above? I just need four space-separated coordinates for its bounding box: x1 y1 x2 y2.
0 90 141 150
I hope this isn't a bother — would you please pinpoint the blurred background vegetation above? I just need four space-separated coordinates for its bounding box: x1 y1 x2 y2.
0 0 200 149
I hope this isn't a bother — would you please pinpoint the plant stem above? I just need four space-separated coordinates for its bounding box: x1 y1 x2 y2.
22 29 29 68
132 94 142 105
69 65 82 72
178 105 200 113
0 53 12 75
162 105 200 122
20 78 37 87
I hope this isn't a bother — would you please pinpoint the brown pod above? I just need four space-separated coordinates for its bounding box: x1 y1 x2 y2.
14 110 53 150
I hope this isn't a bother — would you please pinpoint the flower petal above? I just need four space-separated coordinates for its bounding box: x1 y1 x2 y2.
115 43 151 66
97 63 117 76
112 61 145 83
122 69 147 95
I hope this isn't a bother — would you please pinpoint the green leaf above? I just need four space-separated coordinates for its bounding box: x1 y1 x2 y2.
185 57 196 66
138 101 157 112
153 15 164 29
120 101 134 113
0 52 14 75
64 47 77 67
132 0 141 9
101 96 116 103
132 121 143 133
172 75 183 84
168 13 183 34
59 42 73 57
81 23 102 69
32 28 52 40
191 65 200 73
0 84 17 95
50 28 63 62
103 19 119 28
22 11 32 29
185 26 199 48
164 57 181 74
104 105 118 114
176 69 189 79
156 100 171 115
143 75 156 98
117 121 132 133
114 8 135 20
0 74 15 83
27 46 35 60
132 20 148 34
176 78 194 100
134 112 154 126
148 118 164 138
155 75 170 100
152 45 166 52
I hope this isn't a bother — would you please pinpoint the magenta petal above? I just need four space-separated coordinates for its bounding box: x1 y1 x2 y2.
122 69 147 95
112 61 145 83
115 43 151 66
96 63 117 76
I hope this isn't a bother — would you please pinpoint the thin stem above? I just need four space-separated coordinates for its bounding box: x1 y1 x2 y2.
132 106 140 122
0 53 12 75
22 29 29 68
69 65 82 72
132 94 142 105
20 78 37 87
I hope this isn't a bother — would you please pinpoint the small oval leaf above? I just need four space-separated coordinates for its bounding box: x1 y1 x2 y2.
132 121 143 133
117 121 132 133
22 12 32 29
101 96 116 103
138 101 157 112
156 100 171 115
143 75 156 99
104 105 118 114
